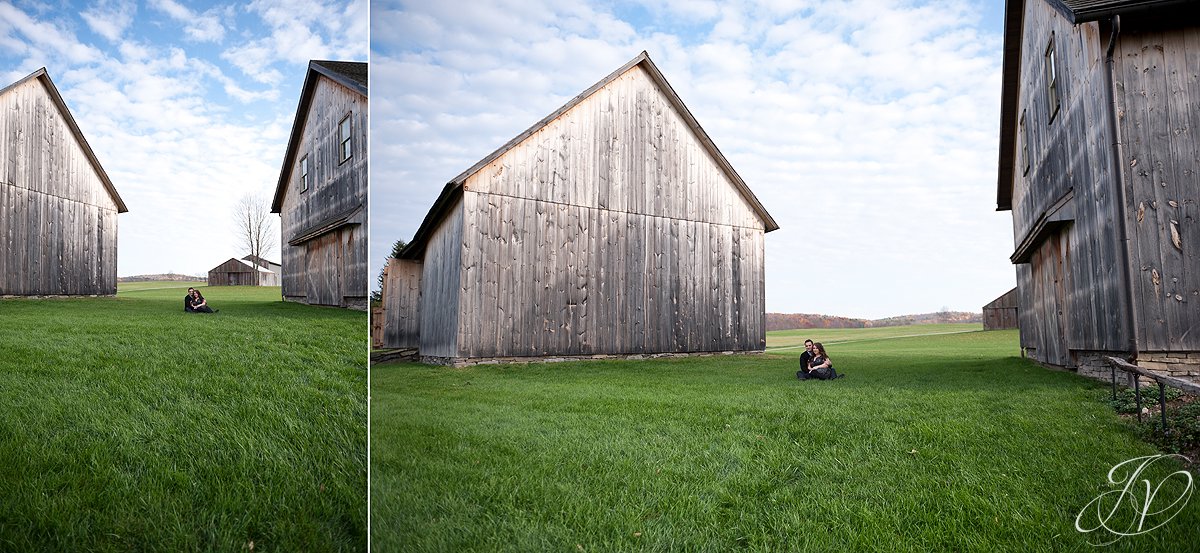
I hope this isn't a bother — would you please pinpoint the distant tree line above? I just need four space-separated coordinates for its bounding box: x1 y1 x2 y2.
767 311 983 331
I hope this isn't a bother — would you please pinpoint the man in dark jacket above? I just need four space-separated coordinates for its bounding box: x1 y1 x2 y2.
796 339 815 379
184 288 197 312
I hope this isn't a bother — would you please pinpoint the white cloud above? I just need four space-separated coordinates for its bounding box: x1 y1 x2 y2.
81 1 136 42
220 0 367 84
148 0 226 42
0 3 103 64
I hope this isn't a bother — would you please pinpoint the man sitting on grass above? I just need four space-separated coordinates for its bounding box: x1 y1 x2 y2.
796 339 815 379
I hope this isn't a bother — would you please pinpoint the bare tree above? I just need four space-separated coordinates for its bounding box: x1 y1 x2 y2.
233 194 277 285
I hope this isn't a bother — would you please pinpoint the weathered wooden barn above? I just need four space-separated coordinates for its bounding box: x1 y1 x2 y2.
0 68 127 296
983 288 1019 331
997 0 1200 381
388 52 778 364
271 60 367 309
207 255 281 286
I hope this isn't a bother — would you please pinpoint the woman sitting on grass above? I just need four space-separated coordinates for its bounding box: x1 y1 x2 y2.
807 342 842 380
186 289 217 314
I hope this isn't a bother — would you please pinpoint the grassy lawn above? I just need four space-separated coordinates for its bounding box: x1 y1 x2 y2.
0 283 366 551
766 323 983 350
372 327 1200 551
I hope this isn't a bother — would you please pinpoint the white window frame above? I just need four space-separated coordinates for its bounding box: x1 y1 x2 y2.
300 155 309 192
339 114 352 164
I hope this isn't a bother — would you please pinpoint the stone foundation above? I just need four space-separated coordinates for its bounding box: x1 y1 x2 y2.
1072 351 1125 382
371 348 420 364
1138 352 1200 380
420 350 764 368
282 295 368 311
1041 350 1200 386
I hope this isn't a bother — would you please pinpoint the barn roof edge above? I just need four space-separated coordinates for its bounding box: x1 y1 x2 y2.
400 51 778 260
1 68 128 213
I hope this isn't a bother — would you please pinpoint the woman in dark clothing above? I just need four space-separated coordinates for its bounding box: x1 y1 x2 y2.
807 342 842 380
188 289 216 313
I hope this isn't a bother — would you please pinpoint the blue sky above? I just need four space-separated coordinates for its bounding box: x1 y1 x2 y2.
1 0 367 277
370 0 1016 319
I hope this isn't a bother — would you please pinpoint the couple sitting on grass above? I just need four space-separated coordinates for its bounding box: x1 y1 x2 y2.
183 287 218 314
796 339 842 380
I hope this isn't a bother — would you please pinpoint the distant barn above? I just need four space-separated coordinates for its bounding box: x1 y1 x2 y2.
0 68 127 296
983 288 1018 331
207 255 281 286
271 60 367 309
997 0 1200 381
386 52 778 364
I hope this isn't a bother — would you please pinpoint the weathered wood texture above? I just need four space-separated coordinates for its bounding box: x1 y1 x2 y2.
417 197 463 358
436 64 768 359
206 258 280 286
382 258 422 348
1009 1 1131 365
278 75 367 308
1015 264 1036 349
983 287 1019 330
1029 229 1071 365
370 306 384 348
454 191 765 358
467 67 764 232
0 77 118 295
1115 18 1200 351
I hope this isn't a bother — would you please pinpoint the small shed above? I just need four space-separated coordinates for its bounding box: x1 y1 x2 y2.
983 288 1019 330
207 257 281 286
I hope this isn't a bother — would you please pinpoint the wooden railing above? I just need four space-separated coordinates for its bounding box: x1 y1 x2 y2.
1104 356 1200 431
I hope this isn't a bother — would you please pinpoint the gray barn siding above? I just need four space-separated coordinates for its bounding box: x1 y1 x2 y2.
418 197 463 358
1010 1 1130 364
454 192 764 358
983 288 1020 330
0 76 119 296
1115 21 1200 351
382 258 422 348
467 67 763 231
278 74 367 307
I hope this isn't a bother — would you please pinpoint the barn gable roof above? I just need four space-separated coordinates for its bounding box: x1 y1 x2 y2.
0 68 128 213
210 257 276 274
996 0 1190 210
400 51 778 259
241 254 281 270
270 60 368 214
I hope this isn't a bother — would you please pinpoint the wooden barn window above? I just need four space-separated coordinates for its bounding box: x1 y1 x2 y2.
300 155 309 193
1021 110 1030 175
339 114 352 163
1045 35 1060 122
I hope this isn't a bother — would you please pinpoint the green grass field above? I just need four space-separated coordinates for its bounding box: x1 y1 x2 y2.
372 327 1200 551
0 283 367 551
766 323 983 350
